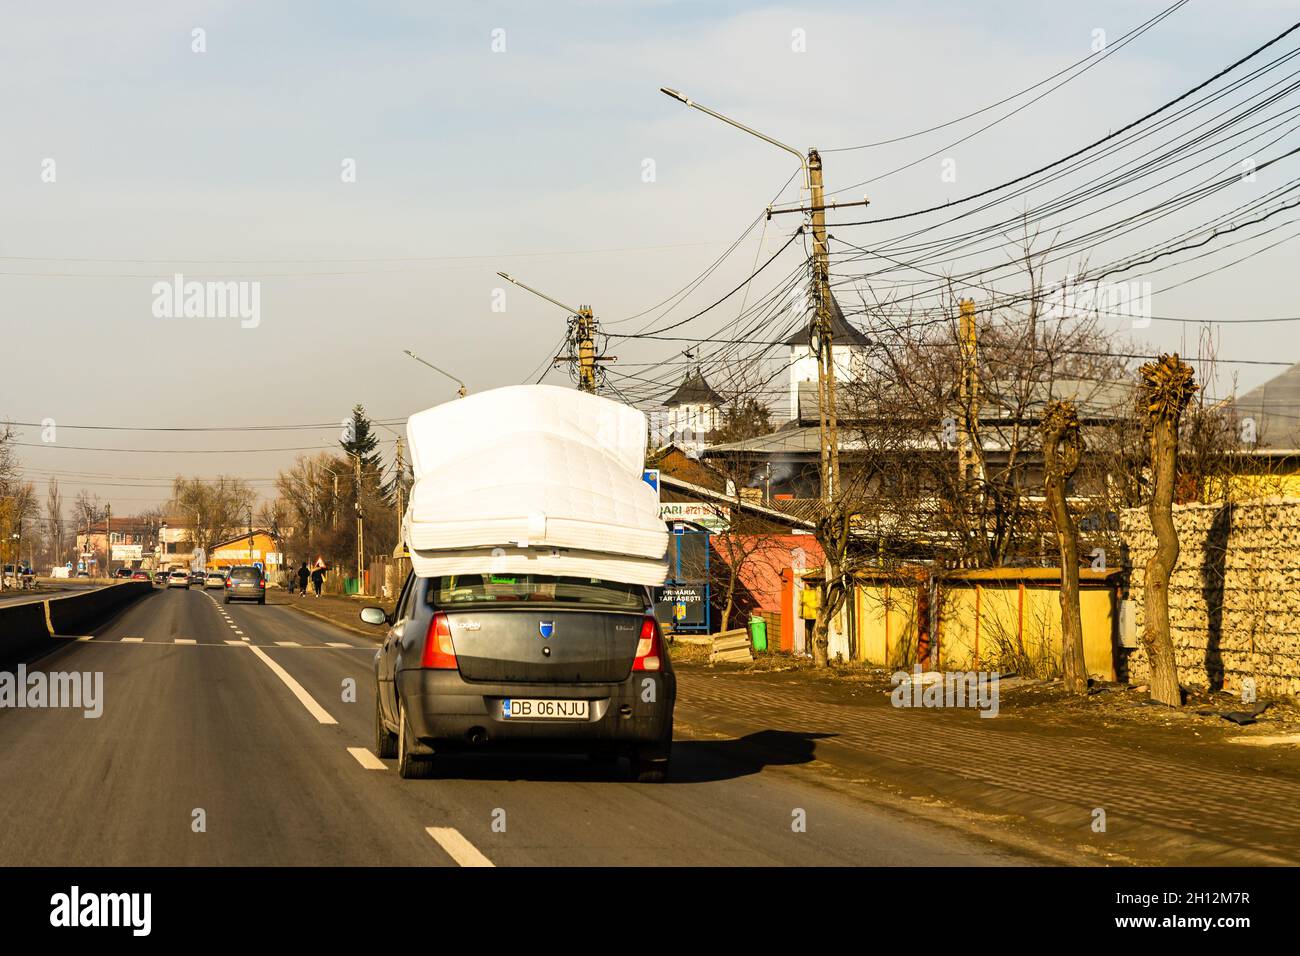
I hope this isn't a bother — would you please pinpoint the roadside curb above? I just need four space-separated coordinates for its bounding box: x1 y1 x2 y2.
281 600 381 641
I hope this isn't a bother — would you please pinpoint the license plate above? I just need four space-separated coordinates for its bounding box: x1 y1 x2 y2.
501 698 589 720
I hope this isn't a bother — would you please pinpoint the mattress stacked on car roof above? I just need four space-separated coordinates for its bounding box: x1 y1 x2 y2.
402 384 669 586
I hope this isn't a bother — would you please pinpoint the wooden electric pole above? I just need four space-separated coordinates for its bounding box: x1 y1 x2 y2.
957 297 982 487
497 272 614 394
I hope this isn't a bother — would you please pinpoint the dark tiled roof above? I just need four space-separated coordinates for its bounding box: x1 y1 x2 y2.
663 368 724 408
782 291 871 348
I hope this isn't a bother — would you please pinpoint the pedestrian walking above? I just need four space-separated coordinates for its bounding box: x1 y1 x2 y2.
310 564 325 598
297 562 309 597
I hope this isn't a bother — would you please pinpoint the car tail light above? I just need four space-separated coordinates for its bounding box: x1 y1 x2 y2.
632 616 662 672
260 578 266 589
421 612 458 670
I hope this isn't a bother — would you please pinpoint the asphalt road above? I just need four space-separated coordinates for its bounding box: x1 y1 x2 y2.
0 587 1036 866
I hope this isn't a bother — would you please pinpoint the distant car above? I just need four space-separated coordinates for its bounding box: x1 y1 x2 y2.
130 570 150 581
205 571 226 589
190 569 206 586
167 568 191 589
367 571 675 781
225 565 266 605
153 569 169 585
76 570 91 579
113 568 133 579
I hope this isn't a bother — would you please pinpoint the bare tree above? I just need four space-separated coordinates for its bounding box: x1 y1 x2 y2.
1138 353 1198 707
45 478 65 569
1042 400 1087 695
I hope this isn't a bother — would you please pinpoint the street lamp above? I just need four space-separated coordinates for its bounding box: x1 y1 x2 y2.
659 87 809 190
404 350 467 398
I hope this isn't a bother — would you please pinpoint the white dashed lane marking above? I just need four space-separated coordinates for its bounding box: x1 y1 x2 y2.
347 747 387 770
174 638 197 645
245 644 337 725
426 827 494 868
276 641 301 647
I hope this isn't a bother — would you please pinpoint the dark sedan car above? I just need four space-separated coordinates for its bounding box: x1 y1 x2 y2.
224 565 265 604
365 571 674 782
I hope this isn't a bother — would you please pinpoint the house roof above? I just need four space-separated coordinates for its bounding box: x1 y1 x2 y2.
1232 360 1300 451
659 473 815 531
782 291 871 348
663 367 724 408
791 377 1135 425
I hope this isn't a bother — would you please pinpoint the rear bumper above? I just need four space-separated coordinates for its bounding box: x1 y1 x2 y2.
396 667 675 754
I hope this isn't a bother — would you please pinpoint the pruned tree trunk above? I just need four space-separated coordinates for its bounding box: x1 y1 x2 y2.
1042 401 1087 695
1138 354 1197 707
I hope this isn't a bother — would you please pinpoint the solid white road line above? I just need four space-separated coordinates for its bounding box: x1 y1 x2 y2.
347 747 387 770
246 644 337 724
426 827 494 868
174 638 197 645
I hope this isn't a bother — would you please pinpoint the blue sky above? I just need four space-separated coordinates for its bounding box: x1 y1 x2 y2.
4 0 1299 509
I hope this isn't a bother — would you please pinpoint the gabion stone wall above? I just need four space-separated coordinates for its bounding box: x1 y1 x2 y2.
1120 497 1300 698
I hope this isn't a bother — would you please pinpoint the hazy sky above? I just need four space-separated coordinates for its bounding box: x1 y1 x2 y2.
4 0 1299 513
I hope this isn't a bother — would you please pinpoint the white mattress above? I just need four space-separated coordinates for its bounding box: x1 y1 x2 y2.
403 385 669 583
405 544 668 588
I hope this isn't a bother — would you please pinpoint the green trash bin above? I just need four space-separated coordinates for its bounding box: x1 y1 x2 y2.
748 614 767 653
343 577 359 595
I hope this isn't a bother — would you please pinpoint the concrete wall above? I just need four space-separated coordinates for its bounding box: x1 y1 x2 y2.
1121 496 1300 697
0 583 151 666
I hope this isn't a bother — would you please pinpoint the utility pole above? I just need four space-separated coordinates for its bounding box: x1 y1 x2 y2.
496 272 614 394
956 298 982 487
807 149 840 501
393 437 407 552
354 452 364 591
104 504 112 578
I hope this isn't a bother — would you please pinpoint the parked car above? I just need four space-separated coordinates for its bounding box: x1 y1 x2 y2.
153 569 169 585
366 571 675 782
76 570 91 579
205 571 227 589
167 568 191 589
224 565 265 604
113 568 133 579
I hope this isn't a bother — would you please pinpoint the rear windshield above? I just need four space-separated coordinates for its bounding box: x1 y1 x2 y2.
426 574 644 610
229 568 260 581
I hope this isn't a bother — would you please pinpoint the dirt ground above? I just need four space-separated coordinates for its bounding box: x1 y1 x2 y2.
667 640 1300 767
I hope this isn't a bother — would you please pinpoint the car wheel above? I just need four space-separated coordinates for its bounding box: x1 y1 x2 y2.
258 597 265 605
374 692 397 759
223 597 230 605
396 700 434 779
630 747 670 784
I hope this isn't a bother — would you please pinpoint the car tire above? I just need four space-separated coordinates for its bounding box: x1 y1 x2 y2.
630 747 670 784
258 597 265 605
396 700 435 780
223 597 230 605
374 692 397 759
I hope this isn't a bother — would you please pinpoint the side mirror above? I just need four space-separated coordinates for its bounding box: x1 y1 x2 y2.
359 606 388 626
